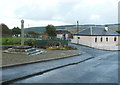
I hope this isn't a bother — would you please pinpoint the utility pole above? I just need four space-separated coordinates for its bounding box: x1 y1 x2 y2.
77 21 79 34
21 19 24 46
77 21 79 44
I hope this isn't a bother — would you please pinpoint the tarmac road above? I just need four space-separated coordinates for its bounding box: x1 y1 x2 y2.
2 44 119 83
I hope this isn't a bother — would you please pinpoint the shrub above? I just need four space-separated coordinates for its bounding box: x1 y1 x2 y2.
2 39 9 45
2 37 31 46
66 46 77 50
25 39 35 46
2 37 21 45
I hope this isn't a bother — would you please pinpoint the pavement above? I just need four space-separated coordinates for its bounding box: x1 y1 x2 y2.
1 49 80 67
1 44 119 84
15 52 118 83
1 53 91 83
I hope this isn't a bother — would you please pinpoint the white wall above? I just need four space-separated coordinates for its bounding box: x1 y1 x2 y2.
71 35 120 50
71 36 92 46
91 36 120 50
65 34 68 40
57 34 63 39
57 34 69 40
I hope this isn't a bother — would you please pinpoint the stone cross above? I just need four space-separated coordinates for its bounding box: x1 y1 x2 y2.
21 19 24 46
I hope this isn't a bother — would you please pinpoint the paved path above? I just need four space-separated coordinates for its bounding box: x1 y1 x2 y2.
1 44 119 83
14 52 118 83
2 49 79 67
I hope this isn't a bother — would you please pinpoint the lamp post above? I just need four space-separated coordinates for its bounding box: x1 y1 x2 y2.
77 21 79 44
77 21 79 34
21 19 24 46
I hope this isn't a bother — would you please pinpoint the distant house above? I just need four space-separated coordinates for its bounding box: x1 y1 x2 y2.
71 26 120 50
56 30 72 40
44 32 49 39
44 30 71 40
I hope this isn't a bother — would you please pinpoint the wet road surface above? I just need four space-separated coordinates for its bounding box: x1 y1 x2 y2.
2 44 119 83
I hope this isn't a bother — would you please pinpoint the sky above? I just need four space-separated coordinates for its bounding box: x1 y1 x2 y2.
0 0 120 29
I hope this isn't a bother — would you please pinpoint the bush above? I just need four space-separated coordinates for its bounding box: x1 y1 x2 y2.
2 37 21 45
25 39 35 46
3 39 9 45
2 37 35 46
46 46 77 50
65 46 77 50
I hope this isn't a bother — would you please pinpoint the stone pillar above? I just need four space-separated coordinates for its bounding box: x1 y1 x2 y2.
21 19 24 46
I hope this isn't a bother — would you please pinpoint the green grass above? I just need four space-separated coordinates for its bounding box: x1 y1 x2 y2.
116 44 120 46
1 37 32 46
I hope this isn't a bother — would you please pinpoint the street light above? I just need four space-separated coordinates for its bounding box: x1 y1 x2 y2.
77 21 79 44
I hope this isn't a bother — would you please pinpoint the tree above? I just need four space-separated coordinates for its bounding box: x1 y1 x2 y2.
27 31 39 38
12 27 21 37
45 25 56 37
1 23 12 37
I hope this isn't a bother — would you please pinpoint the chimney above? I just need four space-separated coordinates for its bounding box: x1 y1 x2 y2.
105 25 108 31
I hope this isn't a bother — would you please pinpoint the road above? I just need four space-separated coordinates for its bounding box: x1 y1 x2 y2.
1 44 119 83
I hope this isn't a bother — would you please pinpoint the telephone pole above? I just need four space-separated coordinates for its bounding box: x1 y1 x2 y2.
77 21 79 44
77 21 79 34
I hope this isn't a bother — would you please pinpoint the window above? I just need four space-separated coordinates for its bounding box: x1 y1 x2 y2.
101 37 103 42
78 37 80 39
114 37 117 41
95 37 97 42
106 37 108 42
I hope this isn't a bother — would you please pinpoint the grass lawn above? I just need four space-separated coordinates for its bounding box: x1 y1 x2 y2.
116 44 120 46
1 37 32 46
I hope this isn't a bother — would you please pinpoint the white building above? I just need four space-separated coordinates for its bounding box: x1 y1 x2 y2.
56 30 71 40
71 26 120 50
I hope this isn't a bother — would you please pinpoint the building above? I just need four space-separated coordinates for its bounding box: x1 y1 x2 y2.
43 30 71 40
56 30 72 40
71 26 120 50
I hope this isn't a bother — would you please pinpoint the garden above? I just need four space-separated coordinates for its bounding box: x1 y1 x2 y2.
1 37 77 50
1 37 33 46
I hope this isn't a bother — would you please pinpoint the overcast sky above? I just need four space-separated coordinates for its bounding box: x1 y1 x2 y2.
0 0 119 29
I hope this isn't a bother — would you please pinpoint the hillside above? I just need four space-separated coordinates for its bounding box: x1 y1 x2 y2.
24 24 120 34
65 24 120 34
24 25 76 33
24 27 45 33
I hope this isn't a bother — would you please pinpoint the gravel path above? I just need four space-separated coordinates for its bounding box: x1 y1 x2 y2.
1 49 80 67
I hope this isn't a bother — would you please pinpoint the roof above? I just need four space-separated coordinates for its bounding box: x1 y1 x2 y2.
75 27 120 36
56 30 71 34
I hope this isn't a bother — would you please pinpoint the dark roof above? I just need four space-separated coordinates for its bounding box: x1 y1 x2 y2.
116 31 120 34
56 30 71 34
75 27 120 36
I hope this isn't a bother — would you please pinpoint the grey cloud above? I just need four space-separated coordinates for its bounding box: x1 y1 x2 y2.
14 0 118 25
15 5 57 20
14 0 80 20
